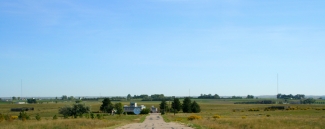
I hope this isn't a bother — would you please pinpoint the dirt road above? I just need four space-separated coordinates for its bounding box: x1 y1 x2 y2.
115 113 193 129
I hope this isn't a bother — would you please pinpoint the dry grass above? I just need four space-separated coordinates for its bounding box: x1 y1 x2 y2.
1 99 325 129
0 101 147 129
0 118 121 129
163 99 325 129
0 115 146 129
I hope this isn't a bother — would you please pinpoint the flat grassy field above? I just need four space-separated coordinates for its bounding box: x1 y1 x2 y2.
0 100 148 129
0 99 325 129
163 99 325 129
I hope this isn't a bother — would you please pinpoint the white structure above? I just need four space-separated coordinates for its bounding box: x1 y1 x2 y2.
123 102 146 113
16 102 26 104
151 106 158 113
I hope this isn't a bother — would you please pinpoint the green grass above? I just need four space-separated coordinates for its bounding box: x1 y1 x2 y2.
1 99 325 129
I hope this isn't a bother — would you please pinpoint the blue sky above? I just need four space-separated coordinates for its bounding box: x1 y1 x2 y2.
1 0 324 97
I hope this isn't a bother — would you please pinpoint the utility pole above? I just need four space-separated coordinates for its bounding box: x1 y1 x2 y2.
21 79 22 100
277 74 279 104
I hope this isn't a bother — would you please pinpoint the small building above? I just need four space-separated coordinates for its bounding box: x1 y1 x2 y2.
123 102 146 113
16 102 26 104
151 106 158 113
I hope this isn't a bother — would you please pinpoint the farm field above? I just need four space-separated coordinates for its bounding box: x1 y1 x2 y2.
0 100 148 129
0 99 325 129
163 99 325 129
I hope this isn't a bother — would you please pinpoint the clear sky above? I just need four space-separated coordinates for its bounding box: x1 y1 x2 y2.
1 0 324 97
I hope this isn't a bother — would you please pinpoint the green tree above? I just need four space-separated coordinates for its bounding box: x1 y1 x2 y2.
159 100 168 114
172 98 181 112
59 103 90 118
12 96 16 100
214 94 220 99
127 94 132 101
27 98 37 104
191 101 201 113
247 95 254 99
303 98 316 104
182 97 192 113
68 96 74 100
100 98 114 113
75 100 82 103
114 102 124 114
62 95 68 100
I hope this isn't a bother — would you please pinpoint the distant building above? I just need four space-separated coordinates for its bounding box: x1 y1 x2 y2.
151 106 158 113
123 102 146 113
16 102 26 104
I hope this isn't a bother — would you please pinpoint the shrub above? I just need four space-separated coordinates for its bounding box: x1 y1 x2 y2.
18 111 30 121
4 115 11 121
59 104 90 118
53 115 58 120
187 115 202 120
140 108 150 114
35 114 41 121
96 114 103 119
266 114 271 117
11 116 18 120
84 113 90 119
213 115 221 119
161 110 165 115
0 113 4 122
242 116 246 119
91 113 95 119
248 108 260 111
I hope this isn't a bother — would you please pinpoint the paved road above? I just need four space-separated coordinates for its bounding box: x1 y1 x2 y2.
115 113 193 129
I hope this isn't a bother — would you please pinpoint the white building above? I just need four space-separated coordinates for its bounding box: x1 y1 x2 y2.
151 106 158 113
123 102 146 113
16 102 26 104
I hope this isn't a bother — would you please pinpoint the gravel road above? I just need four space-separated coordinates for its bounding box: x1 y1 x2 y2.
115 113 193 129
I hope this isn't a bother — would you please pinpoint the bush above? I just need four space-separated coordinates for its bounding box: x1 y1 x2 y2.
35 114 41 121
161 110 165 115
18 111 30 121
242 116 246 119
84 113 90 119
59 104 90 118
11 116 18 120
0 113 4 122
91 113 95 119
187 115 202 120
248 108 259 111
213 115 221 119
96 114 103 119
140 108 150 114
266 114 271 117
4 114 12 122
53 115 58 120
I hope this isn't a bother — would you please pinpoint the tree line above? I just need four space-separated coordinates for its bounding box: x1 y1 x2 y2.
159 97 201 114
